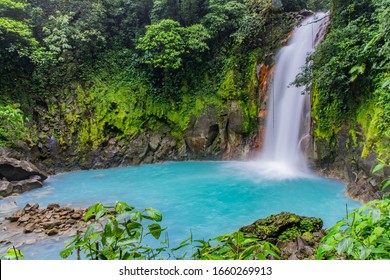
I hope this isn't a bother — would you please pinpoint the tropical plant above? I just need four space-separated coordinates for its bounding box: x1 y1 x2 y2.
317 198 390 260
193 231 280 260
372 159 390 191
60 201 173 260
309 0 390 157
136 19 210 70
0 104 26 147
0 246 24 260
61 200 283 260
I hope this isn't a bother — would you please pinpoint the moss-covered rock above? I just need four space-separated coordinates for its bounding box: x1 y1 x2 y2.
240 212 324 259
240 212 322 242
311 125 386 202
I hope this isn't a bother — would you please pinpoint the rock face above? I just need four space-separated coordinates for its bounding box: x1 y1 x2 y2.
183 103 261 161
14 98 262 173
0 157 48 198
184 108 221 157
240 212 324 260
310 127 387 202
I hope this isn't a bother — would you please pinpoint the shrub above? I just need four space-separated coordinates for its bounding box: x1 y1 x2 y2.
317 198 390 260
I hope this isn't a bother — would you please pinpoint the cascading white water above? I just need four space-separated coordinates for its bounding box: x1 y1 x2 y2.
259 12 329 178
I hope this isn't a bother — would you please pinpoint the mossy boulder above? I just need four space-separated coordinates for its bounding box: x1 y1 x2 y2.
240 212 324 259
240 212 323 243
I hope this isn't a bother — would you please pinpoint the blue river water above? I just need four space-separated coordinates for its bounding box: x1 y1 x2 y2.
0 161 361 259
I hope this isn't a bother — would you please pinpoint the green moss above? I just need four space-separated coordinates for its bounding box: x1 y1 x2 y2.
278 227 302 242
300 220 314 232
238 100 258 134
348 128 358 147
355 84 390 159
246 51 260 97
255 225 273 236
312 85 342 143
301 232 315 244
217 70 241 100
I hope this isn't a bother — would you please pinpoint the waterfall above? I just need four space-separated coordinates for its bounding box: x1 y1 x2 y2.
258 12 329 178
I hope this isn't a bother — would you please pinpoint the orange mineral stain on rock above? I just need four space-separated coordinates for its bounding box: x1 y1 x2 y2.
255 63 274 152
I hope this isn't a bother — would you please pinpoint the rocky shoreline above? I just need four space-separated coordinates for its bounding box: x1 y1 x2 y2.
0 157 48 198
310 127 388 203
315 167 384 203
0 203 89 253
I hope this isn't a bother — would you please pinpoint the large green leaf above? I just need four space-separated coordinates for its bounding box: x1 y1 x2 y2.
144 208 163 222
116 238 137 247
115 211 132 222
1 248 24 260
148 224 164 239
60 247 74 259
337 237 354 255
84 204 97 221
372 163 385 173
95 209 107 220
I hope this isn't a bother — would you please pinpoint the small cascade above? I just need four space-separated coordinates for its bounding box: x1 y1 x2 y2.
259 12 329 178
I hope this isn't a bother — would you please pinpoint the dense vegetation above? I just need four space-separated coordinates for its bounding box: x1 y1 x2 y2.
317 198 390 260
1 1 387 160
0 0 327 153
1 0 389 261
308 0 389 159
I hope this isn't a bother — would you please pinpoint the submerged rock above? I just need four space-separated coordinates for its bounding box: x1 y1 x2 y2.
0 200 18 213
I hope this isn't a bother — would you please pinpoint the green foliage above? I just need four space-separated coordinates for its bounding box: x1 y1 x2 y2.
60 202 172 260
372 159 390 191
310 0 390 157
0 0 38 56
0 0 42 96
0 104 25 147
306 0 331 11
136 19 210 70
317 199 390 260
279 0 306 12
101 0 153 46
201 0 246 38
150 0 207 25
193 231 280 260
0 0 326 157
61 201 277 260
0 246 24 260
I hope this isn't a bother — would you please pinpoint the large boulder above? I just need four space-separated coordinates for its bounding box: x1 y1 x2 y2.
0 157 48 182
184 107 220 156
10 177 43 194
240 212 323 243
0 180 13 197
240 212 324 259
